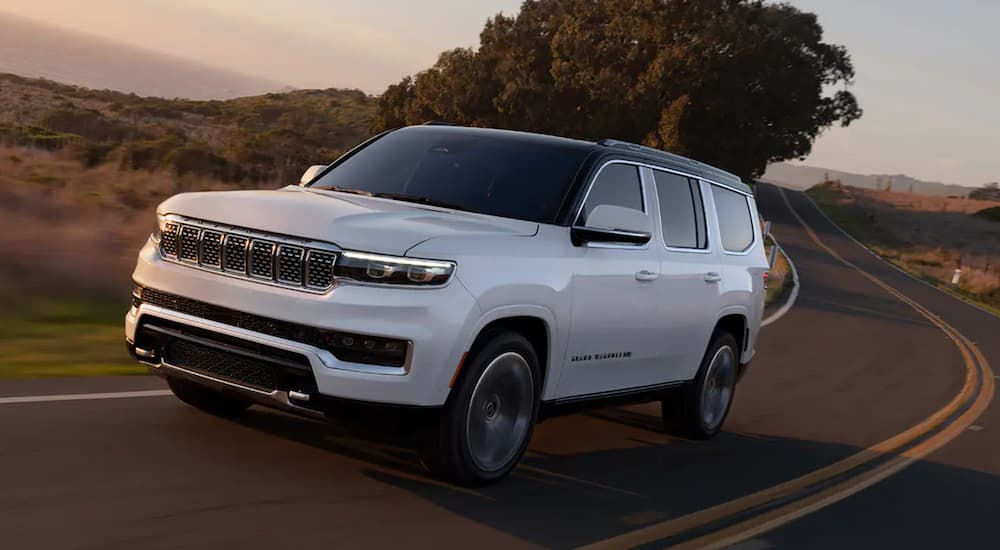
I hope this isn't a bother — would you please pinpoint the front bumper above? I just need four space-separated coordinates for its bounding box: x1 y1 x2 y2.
127 239 481 407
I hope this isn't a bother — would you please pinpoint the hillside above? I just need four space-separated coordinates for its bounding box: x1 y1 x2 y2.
0 73 375 297
808 181 1000 310
0 12 286 100
763 162 975 197
0 73 375 184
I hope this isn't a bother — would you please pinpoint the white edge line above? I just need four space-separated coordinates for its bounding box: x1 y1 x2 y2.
0 389 172 405
798 190 1000 321
761 237 800 328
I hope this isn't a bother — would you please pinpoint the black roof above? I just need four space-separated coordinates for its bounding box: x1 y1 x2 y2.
403 124 751 194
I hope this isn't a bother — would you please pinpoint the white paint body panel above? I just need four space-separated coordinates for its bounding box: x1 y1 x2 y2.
128 163 767 407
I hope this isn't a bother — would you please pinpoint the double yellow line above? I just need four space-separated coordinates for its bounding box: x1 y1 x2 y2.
580 186 994 550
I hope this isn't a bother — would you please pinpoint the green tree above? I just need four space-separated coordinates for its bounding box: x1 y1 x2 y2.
372 0 861 179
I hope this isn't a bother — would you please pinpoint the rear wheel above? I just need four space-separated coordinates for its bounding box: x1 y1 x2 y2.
166 377 252 416
421 330 540 486
662 331 739 439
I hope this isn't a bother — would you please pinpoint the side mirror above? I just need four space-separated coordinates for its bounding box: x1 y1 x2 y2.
571 204 652 246
299 164 327 186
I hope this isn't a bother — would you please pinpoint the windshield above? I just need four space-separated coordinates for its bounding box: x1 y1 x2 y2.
309 127 591 223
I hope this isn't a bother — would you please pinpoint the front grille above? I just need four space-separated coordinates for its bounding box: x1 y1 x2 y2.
224 235 248 272
277 246 304 284
156 216 337 292
249 241 275 279
179 226 201 262
200 231 223 268
306 251 336 289
167 339 277 390
161 223 179 257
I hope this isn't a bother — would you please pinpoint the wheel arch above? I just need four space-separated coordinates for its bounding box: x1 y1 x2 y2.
463 306 558 399
714 310 749 361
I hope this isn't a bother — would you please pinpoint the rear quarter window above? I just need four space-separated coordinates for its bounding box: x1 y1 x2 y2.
711 185 754 252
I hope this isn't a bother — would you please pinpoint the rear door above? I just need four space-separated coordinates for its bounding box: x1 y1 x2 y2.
648 168 725 382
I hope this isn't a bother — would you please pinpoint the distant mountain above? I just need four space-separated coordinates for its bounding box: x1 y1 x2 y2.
0 12 287 100
762 162 974 197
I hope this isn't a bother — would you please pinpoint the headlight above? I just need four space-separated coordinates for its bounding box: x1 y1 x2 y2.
336 251 455 286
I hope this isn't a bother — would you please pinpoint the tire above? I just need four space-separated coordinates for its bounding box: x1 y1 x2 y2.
421 329 540 486
662 331 739 439
166 377 252 416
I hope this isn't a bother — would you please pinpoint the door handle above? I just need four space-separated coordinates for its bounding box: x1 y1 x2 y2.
704 272 722 283
635 270 659 282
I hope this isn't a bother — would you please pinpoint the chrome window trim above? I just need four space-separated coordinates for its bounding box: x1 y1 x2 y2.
646 167 716 256
573 160 652 250
573 158 752 231
157 214 341 294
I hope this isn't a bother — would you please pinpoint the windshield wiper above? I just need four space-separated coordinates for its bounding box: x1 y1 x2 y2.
372 193 483 214
311 186 375 197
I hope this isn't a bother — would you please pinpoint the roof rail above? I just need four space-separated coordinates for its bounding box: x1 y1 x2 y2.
597 138 748 193
422 120 460 126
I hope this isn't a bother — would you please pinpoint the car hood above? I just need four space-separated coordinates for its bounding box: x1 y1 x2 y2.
157 186 539 256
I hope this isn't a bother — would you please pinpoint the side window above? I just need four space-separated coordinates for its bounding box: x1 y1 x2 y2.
577 163 643 225
711 185 754 252
653 170 707 249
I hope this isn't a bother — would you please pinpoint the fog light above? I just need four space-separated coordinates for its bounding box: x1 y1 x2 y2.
319 329 408 368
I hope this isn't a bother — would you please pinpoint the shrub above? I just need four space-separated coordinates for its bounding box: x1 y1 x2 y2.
974 206 1000 223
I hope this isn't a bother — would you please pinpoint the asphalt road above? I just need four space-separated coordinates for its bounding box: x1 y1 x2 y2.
1 185 996 549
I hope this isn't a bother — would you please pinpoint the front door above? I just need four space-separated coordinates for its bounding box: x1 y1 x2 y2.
556 162 664 398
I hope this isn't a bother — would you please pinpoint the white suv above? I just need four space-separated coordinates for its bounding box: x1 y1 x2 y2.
126 125 768 485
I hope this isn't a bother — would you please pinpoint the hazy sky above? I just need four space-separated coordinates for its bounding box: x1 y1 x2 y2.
0 0 997 187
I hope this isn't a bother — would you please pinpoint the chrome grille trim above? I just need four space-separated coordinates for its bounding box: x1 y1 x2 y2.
157 214 339 293
200 231 224 268
305 250 336 290
161 222 180 257
178 226 201 263
249 240 276 280
277 245 305 284
224 235 249 273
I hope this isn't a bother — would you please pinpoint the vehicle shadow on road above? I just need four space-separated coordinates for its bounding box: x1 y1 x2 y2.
227 402 1000 549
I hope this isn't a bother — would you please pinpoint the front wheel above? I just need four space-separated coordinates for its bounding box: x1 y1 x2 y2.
421 330 540 486
662 331 739 439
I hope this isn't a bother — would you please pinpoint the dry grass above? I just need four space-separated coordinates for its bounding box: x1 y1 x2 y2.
0 145 280 378
763 236 792 306
0 145 276 293
809 182 1000 310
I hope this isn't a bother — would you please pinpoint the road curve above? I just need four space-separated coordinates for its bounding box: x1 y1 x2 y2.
0 184 996 549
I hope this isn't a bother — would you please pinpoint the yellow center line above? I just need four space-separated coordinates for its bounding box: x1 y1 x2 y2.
577 186 994 550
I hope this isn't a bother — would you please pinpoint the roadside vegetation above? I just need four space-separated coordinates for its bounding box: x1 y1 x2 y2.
0 73 374 184
763 236 794 307
0 287 141 379
807 181 1000 315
